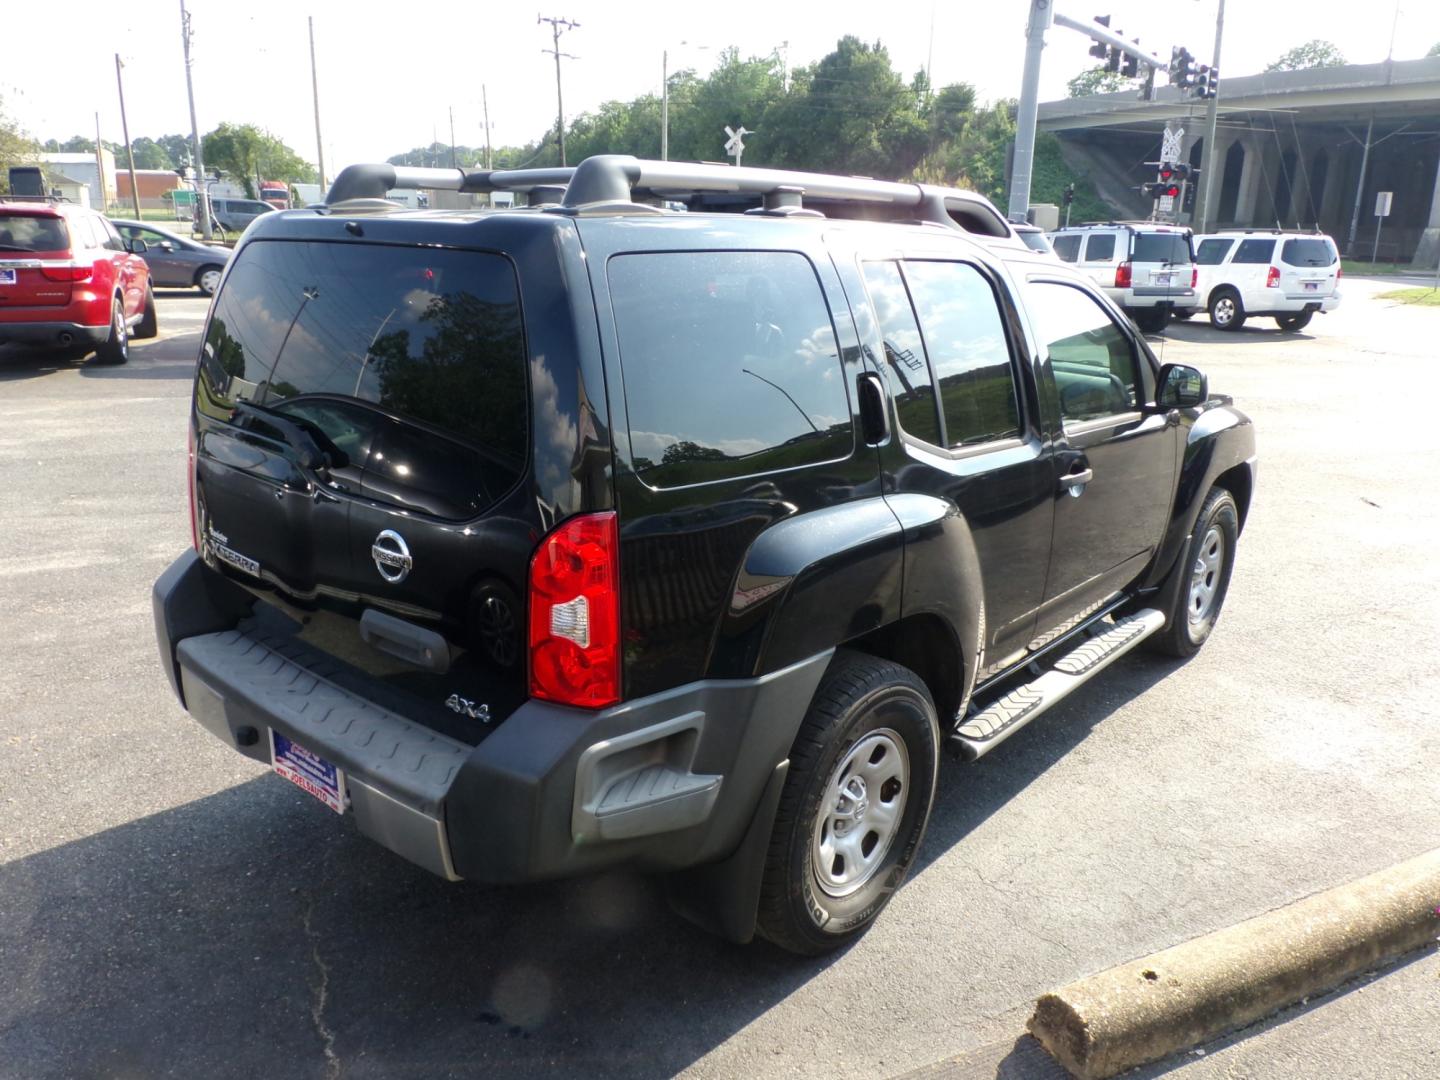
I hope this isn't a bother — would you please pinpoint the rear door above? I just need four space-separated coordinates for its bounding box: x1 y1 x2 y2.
94 216 145 314
1228 237 1276 308
0 211 72 311
1193 237 1234 302
1278 237 1339 299
193 237 536 733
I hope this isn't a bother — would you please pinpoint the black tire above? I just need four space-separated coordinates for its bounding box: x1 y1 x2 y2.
1172 309 1195 321
95 297 130 365
1133 308 1168 334
1275 311 1312 332
196 265 224 296
1149 487 1239 658
134 285 158 339
1208 288 1246 331
756 650 940 956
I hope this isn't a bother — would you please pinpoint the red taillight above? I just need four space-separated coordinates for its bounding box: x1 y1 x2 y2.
187 422 200 552
1114 262 1132 288
528 511 621 708
1191 266 1198 288
1266 265 1281 288
1336 265 1343 281
40 263 93 282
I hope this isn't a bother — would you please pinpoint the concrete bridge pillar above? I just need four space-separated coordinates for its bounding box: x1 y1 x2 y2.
1233 135 1268 224
1410 156 1440 268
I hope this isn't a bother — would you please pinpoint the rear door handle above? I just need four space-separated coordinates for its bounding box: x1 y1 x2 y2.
1059 467 1093 493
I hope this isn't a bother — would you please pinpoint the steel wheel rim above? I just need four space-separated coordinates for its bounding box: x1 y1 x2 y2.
1214 298 1234 325
1188 525 1225 627
812 728 910 899
200 270 221 295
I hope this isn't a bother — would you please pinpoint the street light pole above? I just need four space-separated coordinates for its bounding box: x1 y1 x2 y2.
115 55 142 220
1007 0 1053 222
179 0 211 240
309 15 326 192
1195 0 1226 234
661 50 668 161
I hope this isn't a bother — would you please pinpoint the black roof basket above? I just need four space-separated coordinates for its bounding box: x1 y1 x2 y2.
323 155 1016 239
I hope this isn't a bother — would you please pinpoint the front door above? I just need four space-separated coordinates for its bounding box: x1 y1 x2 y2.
1021 277 1179 640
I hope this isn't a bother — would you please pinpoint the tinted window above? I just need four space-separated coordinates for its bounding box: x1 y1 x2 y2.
1052 234 1081 262
1281 238 1336 267
608 250 851 487
1132 233 1193 264
0 214 68 252
1027 282 1139 422
1196 239 1232 265
1018 231 1053 254
862 261 942 446
97 217 126 252
1232 238 1275 264
904 260 1020 448
198 240 528 519
1084 234 1116 261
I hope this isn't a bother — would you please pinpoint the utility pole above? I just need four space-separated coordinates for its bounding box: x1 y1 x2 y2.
94 112 108 213
1007 0 1053 221
1195 0 1226 234
1347 116 1375 253
180 0 211 240
482 85 493 169
309 16 326 192
449 105 457 168
115 55 142 219
539 15 579 166
661 49 669 161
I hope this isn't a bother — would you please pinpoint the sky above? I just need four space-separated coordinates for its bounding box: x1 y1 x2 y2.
4 0 1439 179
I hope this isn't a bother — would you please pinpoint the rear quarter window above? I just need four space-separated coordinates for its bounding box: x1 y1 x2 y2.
1051 235 1081 262
1083 234 1116 261
1196 239 1232 265
0 214 69 252
1281 238 1337 267
1132 233 1193 265
1232 239 1276 264
607 250 852 488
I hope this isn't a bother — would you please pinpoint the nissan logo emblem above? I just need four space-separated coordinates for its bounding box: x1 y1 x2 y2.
371 529 413 584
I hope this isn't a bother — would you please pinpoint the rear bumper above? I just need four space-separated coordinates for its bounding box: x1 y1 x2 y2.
1110 287 1197 309
0 319 109 346
153 550 829 884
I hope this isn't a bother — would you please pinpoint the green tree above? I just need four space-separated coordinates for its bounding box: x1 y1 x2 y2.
1067 66 1132 97
0 96 41 195
1265 39 1346 72
129 137 173 170
1427 42 1440 57
203 123 316 195
156 134 194 169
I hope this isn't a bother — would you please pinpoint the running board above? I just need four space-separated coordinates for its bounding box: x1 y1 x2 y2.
950 608 1166 761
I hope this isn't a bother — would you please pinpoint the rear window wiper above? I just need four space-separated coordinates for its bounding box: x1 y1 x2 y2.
232 399 331 472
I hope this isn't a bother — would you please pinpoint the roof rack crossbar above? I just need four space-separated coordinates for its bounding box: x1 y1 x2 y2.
325 163 577 205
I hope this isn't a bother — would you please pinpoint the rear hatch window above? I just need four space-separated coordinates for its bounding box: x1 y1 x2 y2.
1280 238 1336 267
1131 233 1193 265
0 213 74 308
0 213 69 252
194 239 534 740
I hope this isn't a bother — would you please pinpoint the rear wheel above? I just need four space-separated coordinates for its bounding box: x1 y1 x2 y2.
756 651 939 955
134 285 158 339
1149 487 1239 658
1209 289 1246 331
95 298 129 365
1275 311 1312 332
197 266 223 296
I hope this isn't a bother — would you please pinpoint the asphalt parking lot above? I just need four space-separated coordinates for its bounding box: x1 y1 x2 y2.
2 281 1438 1079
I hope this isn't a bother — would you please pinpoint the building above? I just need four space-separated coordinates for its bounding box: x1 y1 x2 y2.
39 151 117 210
1040 56 1440 265
115 169 186 212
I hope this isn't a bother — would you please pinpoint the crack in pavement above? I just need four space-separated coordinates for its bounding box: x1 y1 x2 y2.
302 902 341 1080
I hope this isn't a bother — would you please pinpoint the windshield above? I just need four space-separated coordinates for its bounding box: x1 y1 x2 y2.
0 214 69 252
1132 233 1193 265
1281 238 1337 267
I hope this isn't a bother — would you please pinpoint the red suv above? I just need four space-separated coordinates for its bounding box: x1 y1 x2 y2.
0 201 156 364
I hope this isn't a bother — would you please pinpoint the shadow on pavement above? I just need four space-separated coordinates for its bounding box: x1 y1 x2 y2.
1154 320 1314 346
0 343 196 383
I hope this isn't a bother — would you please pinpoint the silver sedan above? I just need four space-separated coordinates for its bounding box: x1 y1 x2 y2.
110 220 232 296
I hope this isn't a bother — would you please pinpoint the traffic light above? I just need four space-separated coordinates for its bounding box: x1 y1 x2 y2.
1144 181 1182 200
1169 46 1195 89
1106 45 1122 73
1121 46 1140 79
1088 15 1111 60
1194 65 1219 99
1158 163 1192 184
1063 184 1075 207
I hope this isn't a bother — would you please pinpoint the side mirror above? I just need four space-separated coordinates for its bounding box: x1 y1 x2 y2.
127 238 148 254
158 241 175 252
1156 363 1208 409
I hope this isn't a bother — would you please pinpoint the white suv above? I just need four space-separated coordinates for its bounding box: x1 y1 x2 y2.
1046 222 1197 334
1186 231 1342 332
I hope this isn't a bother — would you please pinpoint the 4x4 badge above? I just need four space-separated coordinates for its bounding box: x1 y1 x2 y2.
371 529 413 584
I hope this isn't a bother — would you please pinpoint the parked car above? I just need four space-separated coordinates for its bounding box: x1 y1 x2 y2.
1047 222 1197 334
153 156 1255 954
208 197 276 234
1185 230 1342 331
1012 222 1058 257
111 219 231 296
0 200 155 363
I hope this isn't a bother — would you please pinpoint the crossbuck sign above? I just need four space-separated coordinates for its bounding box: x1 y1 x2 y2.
724 125 752 165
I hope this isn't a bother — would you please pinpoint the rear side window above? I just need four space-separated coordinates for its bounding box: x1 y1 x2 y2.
0 214 69 252
608 250 851 488
198 240 528 519
1281 238 1336 267
862 261 942 446
1132 233 1193 265
1196 239 1232 265
1052 235 1081 262
1232 239 1275 264
903 261 1021 448
1083 234 1116 261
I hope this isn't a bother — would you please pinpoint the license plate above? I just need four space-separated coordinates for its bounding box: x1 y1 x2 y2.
271 731 346 814
1304 282 1319 292
0 269 15 285
1154 273 1174 286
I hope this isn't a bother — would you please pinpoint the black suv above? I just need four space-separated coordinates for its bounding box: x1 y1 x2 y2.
153 156 1255 955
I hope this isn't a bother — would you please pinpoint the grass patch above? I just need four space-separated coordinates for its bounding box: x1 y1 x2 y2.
1377 287 1440 306
1341 260 1414 275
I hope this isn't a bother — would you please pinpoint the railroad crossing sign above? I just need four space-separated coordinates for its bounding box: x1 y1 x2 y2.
724 125 752 166
1160 124 1185 164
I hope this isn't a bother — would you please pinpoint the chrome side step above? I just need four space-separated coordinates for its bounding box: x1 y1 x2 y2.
950 608 1166 761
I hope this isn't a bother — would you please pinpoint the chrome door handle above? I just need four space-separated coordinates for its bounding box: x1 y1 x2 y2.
1059 468 1093 494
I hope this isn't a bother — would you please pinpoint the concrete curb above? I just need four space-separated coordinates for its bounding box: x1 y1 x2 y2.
1027 847 1440 1079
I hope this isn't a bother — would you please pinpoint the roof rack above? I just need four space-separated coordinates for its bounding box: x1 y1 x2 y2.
323 155 1015 239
